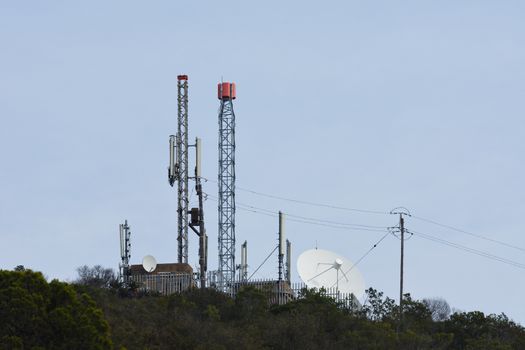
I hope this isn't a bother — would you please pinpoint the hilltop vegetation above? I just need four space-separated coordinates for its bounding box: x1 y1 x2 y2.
1 267 524 349
0 268 111 349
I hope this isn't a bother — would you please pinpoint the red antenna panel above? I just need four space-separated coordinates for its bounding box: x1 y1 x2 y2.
218 82 236 100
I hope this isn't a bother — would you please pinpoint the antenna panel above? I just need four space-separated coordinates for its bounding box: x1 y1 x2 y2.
195 137 202 178
168 135 177 183
119 224 125 259
279 212 285 255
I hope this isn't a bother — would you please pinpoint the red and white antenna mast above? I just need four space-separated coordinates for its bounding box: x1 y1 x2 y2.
217 81 237 292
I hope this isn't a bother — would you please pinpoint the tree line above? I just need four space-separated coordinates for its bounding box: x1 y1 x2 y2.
1 266 524 349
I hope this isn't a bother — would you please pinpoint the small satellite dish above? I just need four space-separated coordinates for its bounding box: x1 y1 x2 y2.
297 249 365 299
142 255 157 273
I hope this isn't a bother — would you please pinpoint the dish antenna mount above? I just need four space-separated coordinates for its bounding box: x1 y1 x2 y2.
297 249 365 299
142 255 158 273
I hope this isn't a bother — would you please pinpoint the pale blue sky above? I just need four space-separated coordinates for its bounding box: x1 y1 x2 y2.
1 1 525 323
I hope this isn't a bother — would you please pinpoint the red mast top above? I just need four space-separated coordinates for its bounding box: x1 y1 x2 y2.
177 75 188 81
218 82 236 100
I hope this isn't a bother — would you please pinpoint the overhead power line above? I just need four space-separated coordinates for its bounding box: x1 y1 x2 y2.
205 194 389 233
202 177 390 215
234 198 389 230
204 185 525 271
408 229 525 270
232 199 525 270
332 231 392 288
411 215 525 254
202 179 525 256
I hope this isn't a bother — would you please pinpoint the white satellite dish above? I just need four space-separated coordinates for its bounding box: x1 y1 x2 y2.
142 255 157 273
297 249 365 299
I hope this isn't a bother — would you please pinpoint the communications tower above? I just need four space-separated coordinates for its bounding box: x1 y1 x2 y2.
118 220 131 285
217 82 237 292
168 75 189 264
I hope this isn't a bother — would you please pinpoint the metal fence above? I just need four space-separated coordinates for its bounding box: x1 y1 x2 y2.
229 279 361 310
130 272 361 310
130 273 193 295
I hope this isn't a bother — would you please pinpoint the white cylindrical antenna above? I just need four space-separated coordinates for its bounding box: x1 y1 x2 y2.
204 234 208 271
195 137 202 178
241 240 248 280
286 239 292 282
279 212 285 256
241 242 245 268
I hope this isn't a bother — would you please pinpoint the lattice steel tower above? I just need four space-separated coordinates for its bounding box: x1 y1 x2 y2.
168 75 189 264
217 82 237 291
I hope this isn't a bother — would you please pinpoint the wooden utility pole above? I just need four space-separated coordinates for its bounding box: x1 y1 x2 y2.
399 213 405 332
390 207 410 334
